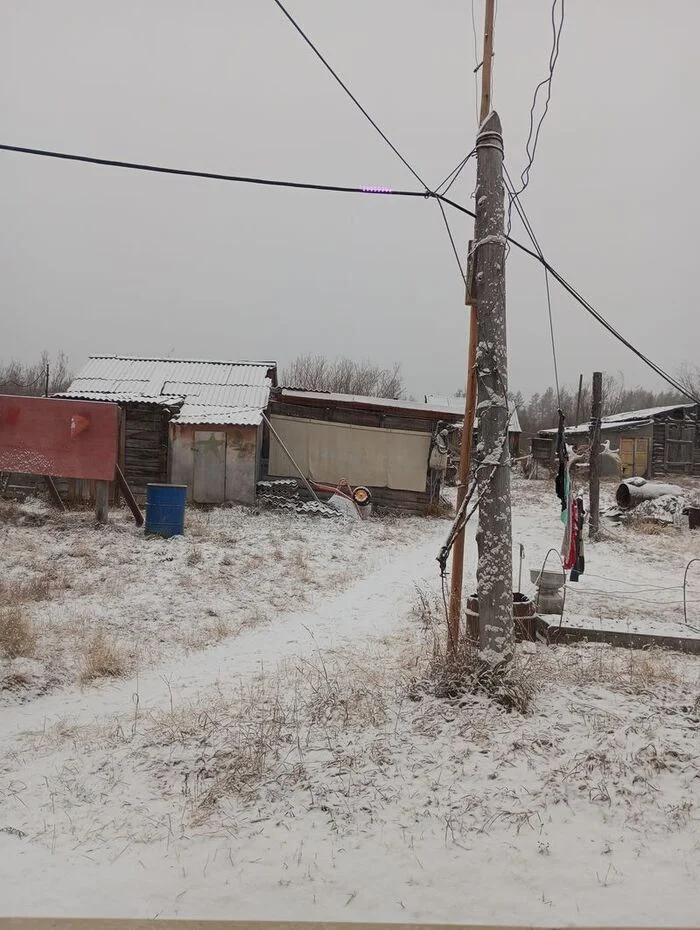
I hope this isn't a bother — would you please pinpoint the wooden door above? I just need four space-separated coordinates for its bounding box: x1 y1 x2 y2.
193 431 226 503
620 437 649 477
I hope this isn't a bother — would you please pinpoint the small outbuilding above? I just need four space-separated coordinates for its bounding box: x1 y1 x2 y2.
536 402 700 479
265 389 464 512
59 355 277 504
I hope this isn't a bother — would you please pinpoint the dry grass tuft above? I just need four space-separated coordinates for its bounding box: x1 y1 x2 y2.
410 587 540 713
0 574 52 603
184 617 230 651
629 519 676 536
80 632 127 683
0 606 38 659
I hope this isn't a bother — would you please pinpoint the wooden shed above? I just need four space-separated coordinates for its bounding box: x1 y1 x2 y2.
266 389 464 513
58 355 276 503
537 402 700 479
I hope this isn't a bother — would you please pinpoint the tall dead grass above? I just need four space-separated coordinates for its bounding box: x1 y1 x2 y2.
80 633 127 683
0 606 37 659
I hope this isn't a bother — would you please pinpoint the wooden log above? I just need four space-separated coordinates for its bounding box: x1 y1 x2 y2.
115 465 144 526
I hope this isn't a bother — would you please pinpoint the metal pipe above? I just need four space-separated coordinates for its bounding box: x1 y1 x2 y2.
261 413 324 506
616 480 683 509
683 558 700 628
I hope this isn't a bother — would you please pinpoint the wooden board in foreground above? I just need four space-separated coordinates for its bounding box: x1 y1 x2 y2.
536 614 700 654
0 923 695 930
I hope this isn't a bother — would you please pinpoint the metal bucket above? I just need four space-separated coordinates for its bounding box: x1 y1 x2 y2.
465 593 536 643
145 483 187 538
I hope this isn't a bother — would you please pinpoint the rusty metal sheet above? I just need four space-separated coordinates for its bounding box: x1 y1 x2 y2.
0 395 118 480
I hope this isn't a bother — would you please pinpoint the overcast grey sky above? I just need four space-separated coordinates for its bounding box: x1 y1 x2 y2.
2 1 698 399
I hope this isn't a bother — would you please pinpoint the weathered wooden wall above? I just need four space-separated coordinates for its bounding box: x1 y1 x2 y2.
266 399 455 513
651 407 699 477
123 403 172 499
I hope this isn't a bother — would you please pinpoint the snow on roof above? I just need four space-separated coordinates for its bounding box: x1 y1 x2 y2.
424 394 522 433
53 392 184 406
280 389 464 419
60 354 275 425
540 402 697 437
173 404 263 426
601 402 697 423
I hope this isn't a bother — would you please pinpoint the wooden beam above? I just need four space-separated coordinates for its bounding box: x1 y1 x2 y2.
115 464 144 527
95 479 109 523
43 475 66 512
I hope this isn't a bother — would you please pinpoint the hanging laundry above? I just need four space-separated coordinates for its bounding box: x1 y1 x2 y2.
554 409 568 521
569 495 586 581
562 486 578 570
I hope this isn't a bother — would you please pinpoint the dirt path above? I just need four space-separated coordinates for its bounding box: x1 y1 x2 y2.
0 516 452 743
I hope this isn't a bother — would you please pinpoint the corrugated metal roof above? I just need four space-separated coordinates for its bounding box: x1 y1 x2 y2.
539 402 698 437
51 391 185 407
161 382 270 408
280 389 463 418
603 403 697 423
77 356 275 389
62 356 275 422
55 391 183 405
173 404 263 426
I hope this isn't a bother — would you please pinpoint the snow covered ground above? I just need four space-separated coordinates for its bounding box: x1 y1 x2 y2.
1 479 699 924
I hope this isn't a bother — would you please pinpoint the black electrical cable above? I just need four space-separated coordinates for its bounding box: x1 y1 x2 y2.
500 172 696 402
271 0 428 191
0 143 428 201
504 166 561 406
437 192 699 402
436 198 466 284
434 150 476 197
2 140 695 405
514 0 565 197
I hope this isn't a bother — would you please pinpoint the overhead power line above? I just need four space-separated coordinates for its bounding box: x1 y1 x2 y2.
503 165 561 406
0 143 428 201
437 192 698 403
271 0 428 190
515 0 565 197
1 140 695 404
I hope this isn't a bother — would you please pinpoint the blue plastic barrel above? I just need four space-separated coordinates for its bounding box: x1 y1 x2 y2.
145 483 187 538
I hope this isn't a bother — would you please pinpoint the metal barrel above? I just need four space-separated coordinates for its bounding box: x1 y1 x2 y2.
145 483 187 537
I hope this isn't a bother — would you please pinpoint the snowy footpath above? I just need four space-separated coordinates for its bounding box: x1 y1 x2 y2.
1 487 700 925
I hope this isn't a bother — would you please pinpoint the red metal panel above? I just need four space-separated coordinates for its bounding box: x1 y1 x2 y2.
0 395 118 480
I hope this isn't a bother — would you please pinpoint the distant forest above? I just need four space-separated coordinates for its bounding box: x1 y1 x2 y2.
510 364 700 438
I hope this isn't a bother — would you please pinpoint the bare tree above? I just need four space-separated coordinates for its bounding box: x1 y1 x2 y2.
0 351 73 396
282 354 404 399
515 372 685 438
677 362 700 400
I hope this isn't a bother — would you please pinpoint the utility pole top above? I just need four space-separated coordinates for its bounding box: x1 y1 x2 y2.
478 110 502 135
479 0 496 124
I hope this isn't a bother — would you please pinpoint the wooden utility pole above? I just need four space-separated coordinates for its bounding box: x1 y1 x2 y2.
575 372 584 425
474 110 513 663
589 371 602 538
447 0 497 653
